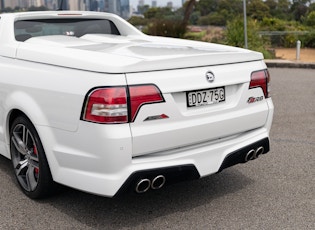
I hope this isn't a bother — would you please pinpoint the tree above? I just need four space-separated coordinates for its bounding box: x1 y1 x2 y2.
195 0 219 16
28 6 48 11
2 7 13 12
197 11 227 26
218 0 243 16
309 3 315 12
182 0 197 29
291 0 308 21
137 4 150 15
306 11 315 25
128 16 147 26
275 0 291 20
265 0 277 16
195 0 243 18
144 7 173 19
225 16 273 58
278 0 291 11
248 0 271 20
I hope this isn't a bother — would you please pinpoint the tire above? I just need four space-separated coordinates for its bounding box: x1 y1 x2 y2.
10 115 55 199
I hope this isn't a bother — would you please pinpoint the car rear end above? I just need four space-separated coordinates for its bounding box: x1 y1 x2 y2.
7 11 273 197
79 59 273 196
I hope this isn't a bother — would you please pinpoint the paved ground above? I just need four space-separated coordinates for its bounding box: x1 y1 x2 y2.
0 68 314 230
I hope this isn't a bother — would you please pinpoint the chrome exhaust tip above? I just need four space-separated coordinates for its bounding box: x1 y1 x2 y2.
256 146 265 156
151 175 166 190
245 149 256 162
135 178 151 193
245 146 265 162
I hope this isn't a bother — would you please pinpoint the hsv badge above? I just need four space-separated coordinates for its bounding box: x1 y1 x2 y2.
206 71 215 83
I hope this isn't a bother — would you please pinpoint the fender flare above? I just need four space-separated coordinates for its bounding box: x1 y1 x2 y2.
4 91 50 158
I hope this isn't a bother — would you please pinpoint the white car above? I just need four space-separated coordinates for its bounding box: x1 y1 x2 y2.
0 11 274 199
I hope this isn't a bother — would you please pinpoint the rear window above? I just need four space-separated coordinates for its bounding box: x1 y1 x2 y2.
14 19 120 42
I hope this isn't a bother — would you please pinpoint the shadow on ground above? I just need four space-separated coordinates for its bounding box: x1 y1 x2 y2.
36 167 254 229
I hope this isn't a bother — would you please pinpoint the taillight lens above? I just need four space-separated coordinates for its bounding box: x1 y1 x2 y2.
82 85 164 124
129 85 164 122
249 69 270 98
83 87 128 124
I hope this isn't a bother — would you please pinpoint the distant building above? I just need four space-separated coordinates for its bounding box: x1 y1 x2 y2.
28 0 43 7
68 0 81 10
103 0 130 19
19 0 29 8
152 0 156 8
1 0 130 19
0 0 4 10
53 0 68 9
69 0 130 19
138 0 144 7
4 0 19 8
166 1 173 8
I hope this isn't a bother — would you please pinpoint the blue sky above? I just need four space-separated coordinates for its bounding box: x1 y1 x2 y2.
129 0 183 8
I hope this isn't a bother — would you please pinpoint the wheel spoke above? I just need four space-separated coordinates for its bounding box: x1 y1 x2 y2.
23 127 28 145
11 131 27 156
29 154 39 162
29 158 39 171
15 159 28 176
29 145 39 168
26 165 38 191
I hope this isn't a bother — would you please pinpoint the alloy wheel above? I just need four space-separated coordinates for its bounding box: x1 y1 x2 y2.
11 123 40 192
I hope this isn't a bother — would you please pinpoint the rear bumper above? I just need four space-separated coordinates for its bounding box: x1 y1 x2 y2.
116 137 270 196
39 125 272 197
218 137 269 172
38 99 274 197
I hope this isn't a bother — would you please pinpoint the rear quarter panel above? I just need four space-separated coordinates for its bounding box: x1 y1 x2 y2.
0 56 127 158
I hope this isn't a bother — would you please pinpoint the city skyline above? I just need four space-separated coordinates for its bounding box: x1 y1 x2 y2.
0 0 184 9
130 0 183 7
0 0 132 19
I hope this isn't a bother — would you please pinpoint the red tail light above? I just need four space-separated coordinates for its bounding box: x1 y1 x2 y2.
83 87 128 124
249 69 270 98
129 85 164 122
82 85 164 124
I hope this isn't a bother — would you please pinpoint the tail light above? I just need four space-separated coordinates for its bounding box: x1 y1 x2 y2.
129 85 164 122
83 87 128 124
249 69 270 98
82 85 164 124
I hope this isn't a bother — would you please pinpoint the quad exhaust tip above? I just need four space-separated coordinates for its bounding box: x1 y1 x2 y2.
135 146 266 193
135 175 166 193
245 146 265 162
151 175 166 190
135 178 151 193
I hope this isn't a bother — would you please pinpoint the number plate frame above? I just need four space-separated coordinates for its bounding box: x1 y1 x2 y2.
186 87 225 107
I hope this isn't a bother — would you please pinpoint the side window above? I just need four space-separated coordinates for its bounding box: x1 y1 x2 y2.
15 21 44 41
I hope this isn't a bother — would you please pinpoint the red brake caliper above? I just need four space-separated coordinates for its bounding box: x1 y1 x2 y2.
33 145 39 176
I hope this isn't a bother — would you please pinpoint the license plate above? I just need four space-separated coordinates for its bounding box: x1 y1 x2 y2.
186 87 225 107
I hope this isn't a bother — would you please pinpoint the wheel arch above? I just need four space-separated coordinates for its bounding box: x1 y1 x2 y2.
4 92 51 160
6 109 58 181
9 113 57 199
8 109 28 134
